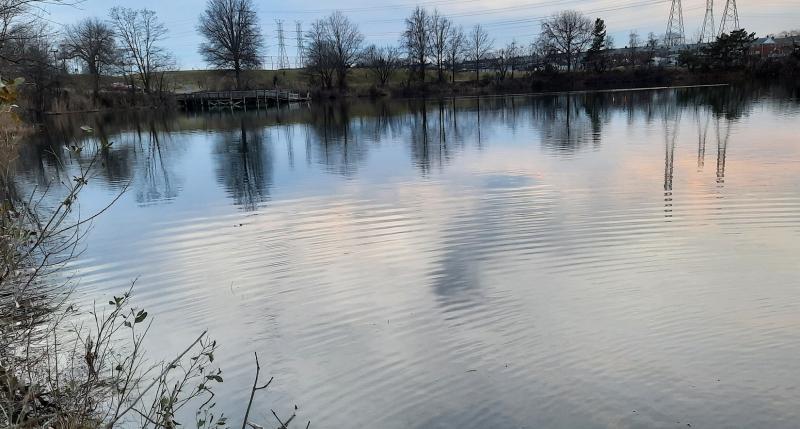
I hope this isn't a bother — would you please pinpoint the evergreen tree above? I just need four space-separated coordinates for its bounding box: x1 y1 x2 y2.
584 18 607 72
706 29 756 69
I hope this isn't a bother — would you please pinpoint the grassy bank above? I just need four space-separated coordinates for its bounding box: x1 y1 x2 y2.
160 66 748 100
20 65 777 116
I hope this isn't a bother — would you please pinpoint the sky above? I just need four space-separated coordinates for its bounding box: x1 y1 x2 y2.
42 0 800 70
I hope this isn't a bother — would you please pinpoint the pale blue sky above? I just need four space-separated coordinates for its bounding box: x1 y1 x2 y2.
43 0 800 69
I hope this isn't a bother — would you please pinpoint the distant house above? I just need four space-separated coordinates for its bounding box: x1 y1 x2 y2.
751 37 797 58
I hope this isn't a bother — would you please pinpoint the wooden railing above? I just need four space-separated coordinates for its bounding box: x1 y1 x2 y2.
175 89 309 102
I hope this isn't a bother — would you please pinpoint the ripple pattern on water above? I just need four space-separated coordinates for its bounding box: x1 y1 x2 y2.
21 86 800 428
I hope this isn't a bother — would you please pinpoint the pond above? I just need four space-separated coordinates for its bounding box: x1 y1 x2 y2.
16 84 800 428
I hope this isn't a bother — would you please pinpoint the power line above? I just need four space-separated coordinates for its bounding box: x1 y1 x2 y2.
353 0 680 40
265 0 484 14
360 0 666 25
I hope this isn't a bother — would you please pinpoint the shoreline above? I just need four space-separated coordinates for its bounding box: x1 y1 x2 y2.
388 83 732 102
39 82 737 116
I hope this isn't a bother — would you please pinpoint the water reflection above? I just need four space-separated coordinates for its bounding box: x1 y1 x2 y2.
13 82 800 429
136 124 179 205
697 108 710 171
20 84 795 202
716 118 731 186
214 118 274 210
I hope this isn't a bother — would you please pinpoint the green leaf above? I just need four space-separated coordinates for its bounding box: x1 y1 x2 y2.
135 310 148 323
205 375 223 383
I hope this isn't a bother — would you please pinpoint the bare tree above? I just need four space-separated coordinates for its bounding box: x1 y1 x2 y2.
429 10 450 83
197 0 263 90
495 47 509 81
505 40 519 79
324 11 363 88
533 34 557 70
628 30 641 66
109 7 172 94
402 6 430 82
62 18 116 95
645 31 659 66
467 24 492 82
445 25 465 83
1 0 79 51
363 44 401 87
0 0 27 57
539 10 593 72
604 34 617 68
304 19 336 89
629 31 641 49
0 1 77 110
493 41 519 81
606 34 615 50
2 23 59 110
304 12 363 89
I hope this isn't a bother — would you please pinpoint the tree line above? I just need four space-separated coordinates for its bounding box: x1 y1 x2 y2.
189 0 800 89
193 1 617 90
2 0 797 105
1 0 175 110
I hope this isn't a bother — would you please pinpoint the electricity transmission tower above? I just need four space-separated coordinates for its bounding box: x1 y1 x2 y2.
699 0 715 44
295 21 305 68
276 20 290 70
718 0 740 35
664 0 686 48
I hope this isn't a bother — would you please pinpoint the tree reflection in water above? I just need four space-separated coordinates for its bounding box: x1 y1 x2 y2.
14 83 796 212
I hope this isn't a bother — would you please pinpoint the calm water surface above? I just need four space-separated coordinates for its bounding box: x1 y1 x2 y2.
17 85 800 428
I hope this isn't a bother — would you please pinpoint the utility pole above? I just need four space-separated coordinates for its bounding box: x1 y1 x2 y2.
295 21 305 68
719 0 740 35
276 20 289 70
700 0 715 44
665 0 686 48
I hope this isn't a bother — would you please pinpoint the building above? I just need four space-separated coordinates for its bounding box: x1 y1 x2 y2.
751 37 797 59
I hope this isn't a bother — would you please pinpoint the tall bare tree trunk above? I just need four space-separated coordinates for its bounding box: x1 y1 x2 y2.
235 64 242 90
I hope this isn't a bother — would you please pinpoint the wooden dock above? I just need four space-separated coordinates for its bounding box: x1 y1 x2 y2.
176 89 310 111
